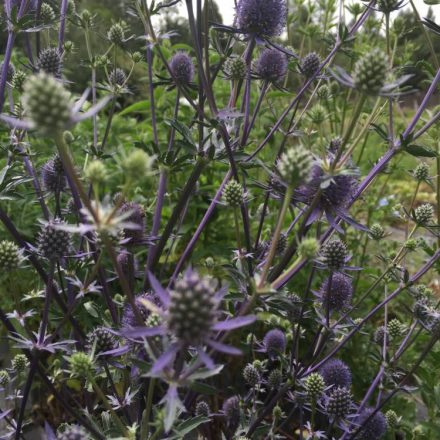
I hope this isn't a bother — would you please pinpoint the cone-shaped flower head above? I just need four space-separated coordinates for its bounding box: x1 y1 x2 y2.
255 49 288 82
224 180 244 207
168 270 218 344
278 144 314 186
170 52 195 85
319 273 353 312
326 387 352 418
109 68 126 86
414 203 434 225
304 372 325 399
224 56 247 80
41 154 66 193
319 358 352 388
37 48 62 76
319 240 348 271
352 49 389 95
0 240 23 270
87 327 116 357
300 52 321 78
37 218 71 260
357 408 387 440
263 329 286 356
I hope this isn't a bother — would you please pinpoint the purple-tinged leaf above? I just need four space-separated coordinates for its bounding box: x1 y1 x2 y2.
213 315 256 331
148 271 170 307
119 325 165 339
197 347 215 370
207 339 242 355
150 343 179 376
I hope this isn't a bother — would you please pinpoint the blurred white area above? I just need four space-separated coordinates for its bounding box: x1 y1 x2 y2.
177 0 439 25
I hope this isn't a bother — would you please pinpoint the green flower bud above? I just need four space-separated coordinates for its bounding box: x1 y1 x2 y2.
278 144 314 186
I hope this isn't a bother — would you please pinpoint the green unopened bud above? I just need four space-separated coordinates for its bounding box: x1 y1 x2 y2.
0 370 10 387
108 23 125 45
352 49 389 95
69 352 93 378
121 149 154 182
414 162 429 181
298 237 319 259
40 3 55 23
85 160 108 184
304 373 325 399
414 203 434 225
224 56 246 80
385 409 399 428
224 180 244 207
131 52 143 63
278 144 313 186
370 224 385 240
11 70 26 92
12 354 28 373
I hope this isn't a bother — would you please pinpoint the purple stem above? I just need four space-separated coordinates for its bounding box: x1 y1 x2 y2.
0 32 16 113
58 0 69 53
274 66 440 288
307 248 440 375
169 170 232 285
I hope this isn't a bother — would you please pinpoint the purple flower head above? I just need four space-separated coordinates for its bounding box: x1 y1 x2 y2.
120 269 256 374
357 408 387 440
117 251 137 281
222 396 241 436
169 52 195 85
263 329 286 357
319 358 352 388
118 201 145 245
318 273 353 312
122 293 152 328
236 0 287 37
294 158 364 232
41 155 67 193
255 49 288 82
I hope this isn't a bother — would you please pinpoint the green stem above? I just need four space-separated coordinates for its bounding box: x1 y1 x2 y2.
259 185 293 288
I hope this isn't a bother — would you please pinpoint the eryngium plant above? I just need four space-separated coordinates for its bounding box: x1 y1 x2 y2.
0 0 439 438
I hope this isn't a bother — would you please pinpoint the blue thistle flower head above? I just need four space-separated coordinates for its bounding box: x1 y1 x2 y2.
236 0 287 37
119 269 256 374
319 358 352 388
170 52 195 85
294 159 362 231
263 328 286 356
357 408 387 440
255 49 288 82
318 273 353 312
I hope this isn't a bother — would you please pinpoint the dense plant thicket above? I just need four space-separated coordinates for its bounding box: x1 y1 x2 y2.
0 0 440 439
